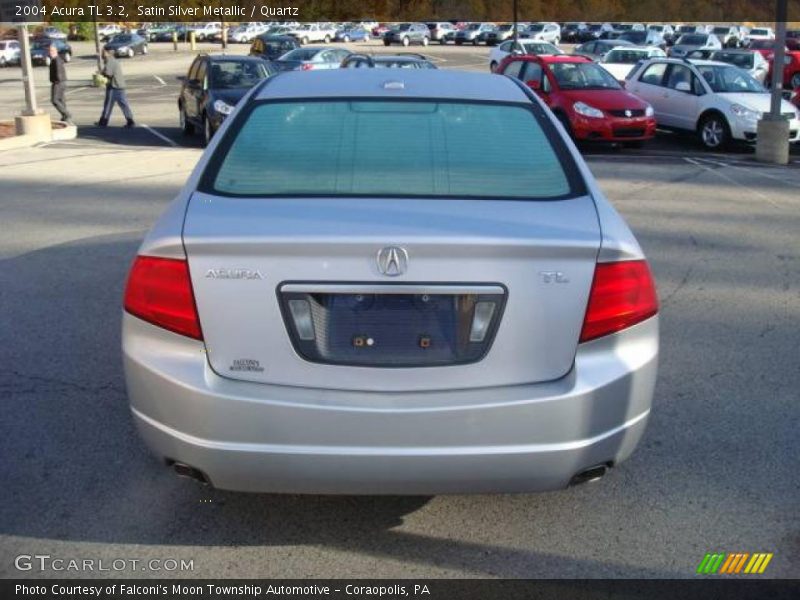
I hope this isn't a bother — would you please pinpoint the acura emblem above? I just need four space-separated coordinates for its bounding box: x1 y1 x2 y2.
376 246 408 277
624 109 633 118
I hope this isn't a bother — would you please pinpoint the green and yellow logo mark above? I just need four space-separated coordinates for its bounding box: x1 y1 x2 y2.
697 552 773 575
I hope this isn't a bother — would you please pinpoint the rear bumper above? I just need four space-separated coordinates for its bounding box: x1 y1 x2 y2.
123 314 658 494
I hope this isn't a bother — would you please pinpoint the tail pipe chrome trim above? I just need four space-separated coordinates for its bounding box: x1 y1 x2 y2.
569 463 611 487
169 460 211 485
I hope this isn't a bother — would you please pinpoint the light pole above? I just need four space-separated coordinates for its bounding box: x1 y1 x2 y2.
17 23 39 116
93 8 101 72
512 0 519 45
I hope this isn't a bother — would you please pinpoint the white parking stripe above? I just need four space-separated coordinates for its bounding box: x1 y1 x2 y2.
140 124 178 147
696 157 800 189
65 86 89 96
684 157 781 208
153 75 166 86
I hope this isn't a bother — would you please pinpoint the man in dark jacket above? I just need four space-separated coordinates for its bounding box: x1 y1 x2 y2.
48 45 73 125
96 48 135 128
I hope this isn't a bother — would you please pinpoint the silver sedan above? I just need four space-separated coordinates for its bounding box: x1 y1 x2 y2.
122 70 659 495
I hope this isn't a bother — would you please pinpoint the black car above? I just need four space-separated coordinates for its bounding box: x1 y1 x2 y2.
248 34 300 61
179 54 275 146
153 28 179 42
786 30 800 51
30 37 72 65
562 22 587 43
578 23 614 42
617 31 648 45
340 53 437 69
104 33 148 58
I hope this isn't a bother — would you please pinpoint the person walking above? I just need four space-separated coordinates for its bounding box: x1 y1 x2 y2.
48 44 73 125
96 48 135 128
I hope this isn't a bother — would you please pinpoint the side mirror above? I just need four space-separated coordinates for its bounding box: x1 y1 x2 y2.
675 81 691 92
526 79 541 90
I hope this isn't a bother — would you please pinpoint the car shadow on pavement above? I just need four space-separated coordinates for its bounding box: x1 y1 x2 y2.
75 125 195 148
0 231 678 579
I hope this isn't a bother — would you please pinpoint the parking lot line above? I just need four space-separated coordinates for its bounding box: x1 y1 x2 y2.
697 158 800 190
140 124 178 148
684 157 781 208
65 86 89 96
153 75 166 86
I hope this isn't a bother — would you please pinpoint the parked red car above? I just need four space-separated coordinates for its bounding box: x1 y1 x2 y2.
497 54 657 145
371 24 390 38
768 50 800 89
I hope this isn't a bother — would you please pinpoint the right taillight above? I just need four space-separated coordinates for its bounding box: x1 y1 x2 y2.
123 256 203 340
580 260 658 343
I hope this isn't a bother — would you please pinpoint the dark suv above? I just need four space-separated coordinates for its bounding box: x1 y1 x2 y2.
383 23 430 47
30 37 72 65
179 54 275 146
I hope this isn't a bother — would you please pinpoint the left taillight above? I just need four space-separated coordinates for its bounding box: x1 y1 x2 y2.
123 256 203 340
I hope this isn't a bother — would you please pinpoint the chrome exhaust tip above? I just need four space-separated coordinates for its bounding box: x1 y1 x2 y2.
569 464 609 487
170 461 210 485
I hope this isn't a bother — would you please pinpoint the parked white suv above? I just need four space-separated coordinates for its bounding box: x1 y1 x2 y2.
97 24 122 41
743 27 775 46
523 22 561 45
286 23 336 44
627 58 800 149
230 23 266 44
192 23 222 42
0 40 21 67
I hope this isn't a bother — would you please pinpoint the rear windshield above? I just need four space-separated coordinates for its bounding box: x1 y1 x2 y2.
209 60 270 89
204 100 578 200
678 34 707 45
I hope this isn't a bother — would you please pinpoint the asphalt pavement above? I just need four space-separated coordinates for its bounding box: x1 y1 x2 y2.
0 39 799 579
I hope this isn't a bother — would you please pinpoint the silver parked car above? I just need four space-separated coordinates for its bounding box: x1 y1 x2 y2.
123 70 659 495
271 46 351 71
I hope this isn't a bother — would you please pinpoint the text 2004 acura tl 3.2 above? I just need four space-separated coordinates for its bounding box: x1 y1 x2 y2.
122 70 659 494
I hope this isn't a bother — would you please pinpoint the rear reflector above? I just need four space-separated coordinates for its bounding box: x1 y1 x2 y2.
580 260 658 343
123 256 203 340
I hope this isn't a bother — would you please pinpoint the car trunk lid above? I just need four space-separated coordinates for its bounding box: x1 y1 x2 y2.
183 194 601 392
